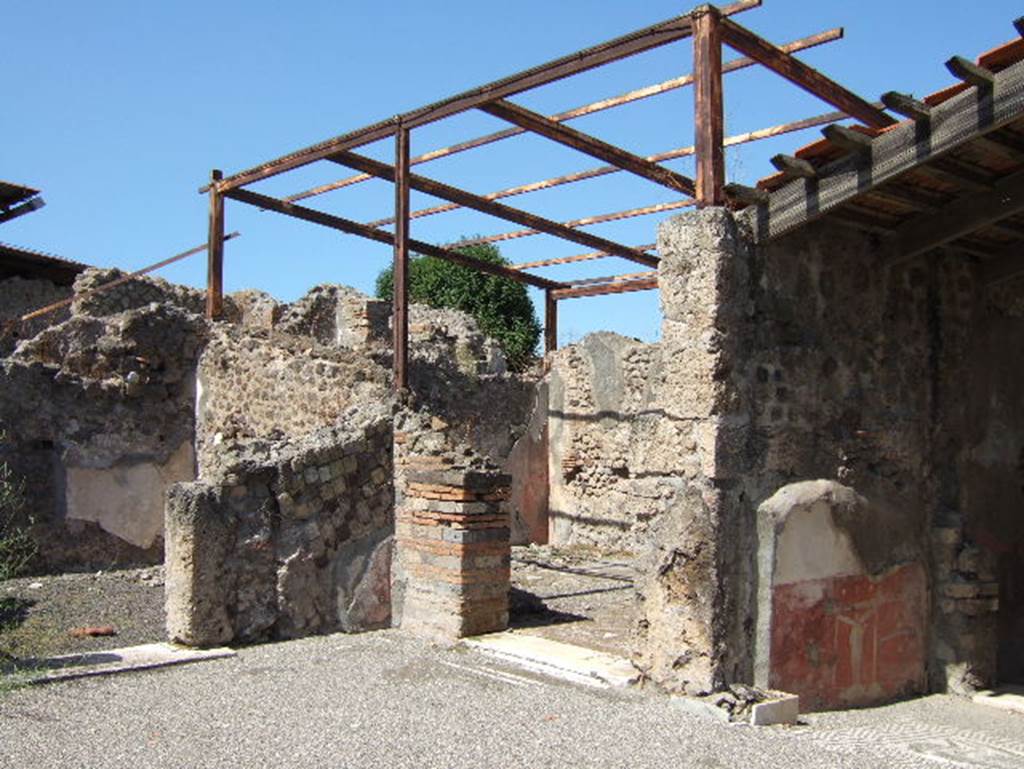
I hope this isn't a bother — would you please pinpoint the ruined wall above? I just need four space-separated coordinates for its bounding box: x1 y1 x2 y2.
545 333 663 551
165 409 394 645
0 286 204 570
0 276 71 355
635 207 1023 702
195 324 390 474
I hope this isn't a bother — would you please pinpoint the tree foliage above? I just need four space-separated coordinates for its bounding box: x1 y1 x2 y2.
0 443 35 582
375 242 541 371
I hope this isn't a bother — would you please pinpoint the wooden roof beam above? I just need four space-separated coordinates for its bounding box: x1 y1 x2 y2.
223 188 564 291
328 150 659 268
0 196 45 226
478 99 696 196
720 16 895 129
894 169 1024 263
946 56 996 89
981 244 1024 286
880 91 932 122
821 124 875 154
723 183 768 206
770 153 817 179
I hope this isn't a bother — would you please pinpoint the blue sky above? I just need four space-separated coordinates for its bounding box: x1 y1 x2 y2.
3 1 1021 346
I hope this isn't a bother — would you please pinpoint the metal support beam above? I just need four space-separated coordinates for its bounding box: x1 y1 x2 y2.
206 169 225 320
544 291 558 354
478 99 695 196
552 274 659 300
205 1 760 194
720 17 896 129
289 28 843 204
511 243 657 271
223 187 564 291
693 5 725 207
329 150 658 267
393 127 410 392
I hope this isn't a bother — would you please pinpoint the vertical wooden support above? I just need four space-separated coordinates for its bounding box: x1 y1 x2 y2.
206 169 225 320
544 290 558 354
393 125 411 391
693 5 725 207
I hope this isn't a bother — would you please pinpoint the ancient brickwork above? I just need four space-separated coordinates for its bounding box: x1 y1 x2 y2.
392 410 511 639
165 409 394 646
276 285 390 350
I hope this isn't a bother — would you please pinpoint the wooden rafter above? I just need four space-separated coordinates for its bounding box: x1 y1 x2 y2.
894 169 1024 263
328 150 658 268
748 58 1024 242
720 16 896 129
479 99 696 196
224 188 565 291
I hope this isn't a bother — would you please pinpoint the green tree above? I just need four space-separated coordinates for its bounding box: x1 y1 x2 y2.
0 439 35 582
375 242 541 371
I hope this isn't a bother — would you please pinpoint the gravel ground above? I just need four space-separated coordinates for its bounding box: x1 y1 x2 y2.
1 630 1022 769
0 567 165 662
510 545 635 656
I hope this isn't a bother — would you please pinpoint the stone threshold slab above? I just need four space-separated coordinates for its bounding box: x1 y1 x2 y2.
8 642 236 685
462 631 639 688
972 685 1024 715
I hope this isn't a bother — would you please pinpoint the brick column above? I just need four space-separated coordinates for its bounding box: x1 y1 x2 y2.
394 449 511 639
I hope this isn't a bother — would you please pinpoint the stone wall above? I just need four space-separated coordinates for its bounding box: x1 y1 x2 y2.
0 295 204 570
545 333 663 551
0 276 71 356
166 408 394 645
195 324 390 474
634 207 1023 702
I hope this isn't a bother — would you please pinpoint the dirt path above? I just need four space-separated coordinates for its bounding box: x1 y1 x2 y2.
1 566 165 663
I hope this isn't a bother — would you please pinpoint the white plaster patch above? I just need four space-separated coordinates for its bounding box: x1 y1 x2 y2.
774 498 864 585
65 440 195 549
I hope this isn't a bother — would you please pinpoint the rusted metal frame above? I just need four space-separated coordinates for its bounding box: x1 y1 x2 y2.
512 243 657 271
366 109 845 228
290 26 844 204
0 197 45 225
393 126 411 392
206 170 225 320
719 17 896 129
455 200 692 248
328 150 658 268
223 187 564 291
552 275 659 300
19 234 241 326
479 99 695 196
693 5 726 207
544 291 558 353
208 1 760 195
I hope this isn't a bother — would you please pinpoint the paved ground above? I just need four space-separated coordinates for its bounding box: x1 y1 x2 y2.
510 545 635 656
2 630 1022 769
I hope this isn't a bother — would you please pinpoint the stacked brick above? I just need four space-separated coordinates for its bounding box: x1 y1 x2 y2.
396 453 511 639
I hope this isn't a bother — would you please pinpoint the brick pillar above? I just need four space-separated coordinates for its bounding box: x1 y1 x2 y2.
393 435 511 639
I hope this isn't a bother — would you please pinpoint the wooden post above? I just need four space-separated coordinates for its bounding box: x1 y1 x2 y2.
544 290 558 354
206 169 225 320
393 125 411 391
693 5 725 207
